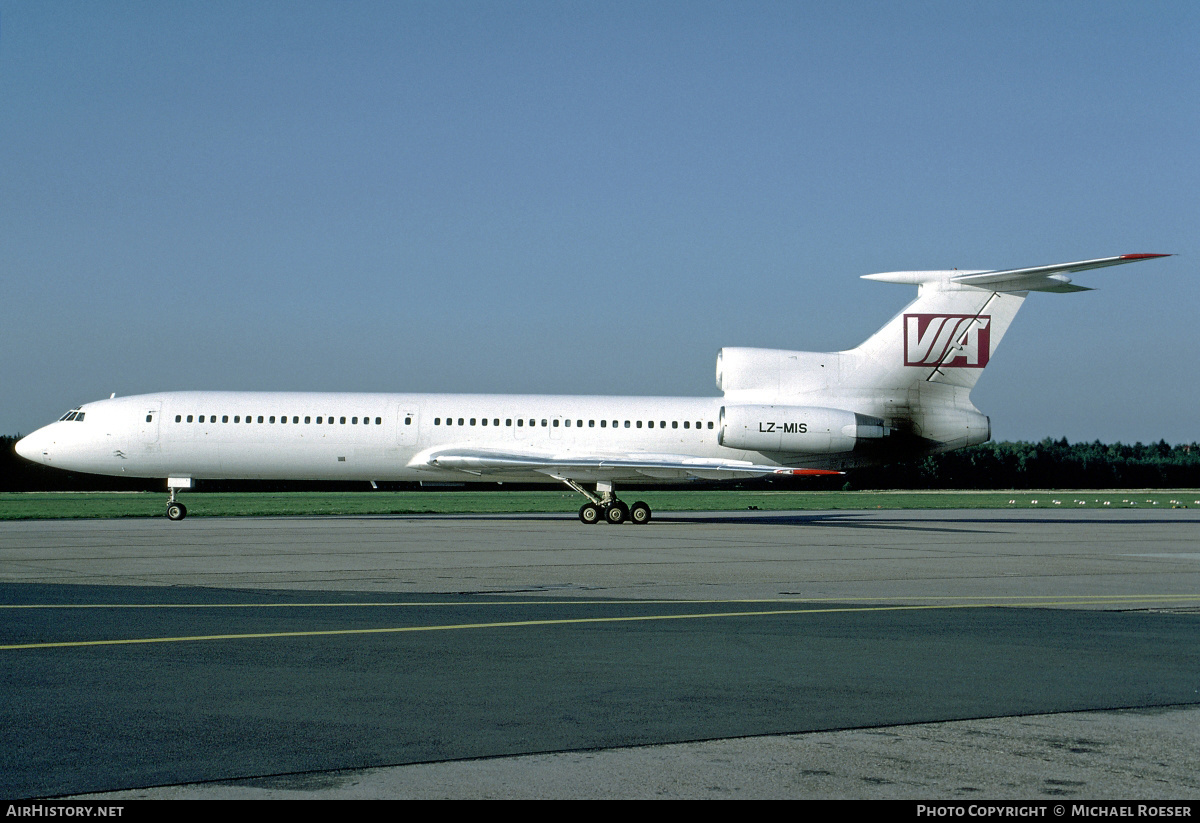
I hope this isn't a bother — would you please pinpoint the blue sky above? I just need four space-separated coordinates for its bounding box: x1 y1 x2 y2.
2 1 1196 443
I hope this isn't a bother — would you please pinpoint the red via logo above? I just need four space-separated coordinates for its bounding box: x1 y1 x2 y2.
904 314 991 368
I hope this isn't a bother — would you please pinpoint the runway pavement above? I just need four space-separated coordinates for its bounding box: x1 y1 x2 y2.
1 509 1198 799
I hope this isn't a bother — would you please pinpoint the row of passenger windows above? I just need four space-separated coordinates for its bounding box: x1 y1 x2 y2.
433 416 713 430
168 412 711 430
174 414 388 425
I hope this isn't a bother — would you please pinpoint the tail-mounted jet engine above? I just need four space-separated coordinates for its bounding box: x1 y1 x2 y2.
718 405 888 454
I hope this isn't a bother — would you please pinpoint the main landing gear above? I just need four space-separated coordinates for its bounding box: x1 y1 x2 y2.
560 478 651 525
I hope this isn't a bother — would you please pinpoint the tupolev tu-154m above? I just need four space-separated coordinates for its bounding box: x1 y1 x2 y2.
15 253 1169 523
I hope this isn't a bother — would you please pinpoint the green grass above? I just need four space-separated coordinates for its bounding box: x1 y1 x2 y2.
1 489 1197 520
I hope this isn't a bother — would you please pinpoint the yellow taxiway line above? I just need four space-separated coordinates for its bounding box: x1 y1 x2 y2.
3 594 1197 651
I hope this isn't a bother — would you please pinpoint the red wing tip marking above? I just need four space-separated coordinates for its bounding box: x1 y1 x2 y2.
1120 253 1171 259
774 469 844 476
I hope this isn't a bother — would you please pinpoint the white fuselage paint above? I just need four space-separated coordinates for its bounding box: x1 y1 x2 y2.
16 391 793 484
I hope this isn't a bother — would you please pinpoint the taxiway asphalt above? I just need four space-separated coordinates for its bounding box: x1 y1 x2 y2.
1 509 1198 799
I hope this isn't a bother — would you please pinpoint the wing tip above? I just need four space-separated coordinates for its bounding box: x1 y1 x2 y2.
1120 253 1172 259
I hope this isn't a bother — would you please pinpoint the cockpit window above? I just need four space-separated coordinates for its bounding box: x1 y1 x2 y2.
58 408 85 422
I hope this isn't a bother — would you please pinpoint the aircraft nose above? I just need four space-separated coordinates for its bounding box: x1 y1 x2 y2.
14 430 47 463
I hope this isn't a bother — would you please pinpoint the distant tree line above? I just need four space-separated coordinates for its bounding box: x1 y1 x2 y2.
842 438 1200 490
4 434 1198 493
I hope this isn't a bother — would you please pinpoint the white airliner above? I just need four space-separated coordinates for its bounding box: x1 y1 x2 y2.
15 254 1169 523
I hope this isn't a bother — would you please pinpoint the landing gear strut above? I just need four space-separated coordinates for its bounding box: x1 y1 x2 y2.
165 478 191 521
561 478 651 525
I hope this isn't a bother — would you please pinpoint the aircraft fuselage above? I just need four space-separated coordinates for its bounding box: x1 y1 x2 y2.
16 390 827 484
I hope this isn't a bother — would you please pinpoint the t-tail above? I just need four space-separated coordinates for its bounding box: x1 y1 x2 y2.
715 254 1170 467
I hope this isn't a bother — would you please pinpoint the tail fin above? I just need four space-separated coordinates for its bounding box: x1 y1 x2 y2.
717 254 1170 454
847 254 1171 394
845 278 1024 394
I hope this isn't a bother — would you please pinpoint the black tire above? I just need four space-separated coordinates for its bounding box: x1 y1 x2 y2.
630 501 651 524
166 502 187 521
605 502 628 524
579 503 601 524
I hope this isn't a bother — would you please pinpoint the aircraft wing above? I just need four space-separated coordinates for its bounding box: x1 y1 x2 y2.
415 448 842 481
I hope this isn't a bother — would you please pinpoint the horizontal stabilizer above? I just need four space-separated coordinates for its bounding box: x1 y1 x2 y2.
863 254 1170 293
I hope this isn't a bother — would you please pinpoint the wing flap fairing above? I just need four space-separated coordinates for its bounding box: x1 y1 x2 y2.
417 448 841 480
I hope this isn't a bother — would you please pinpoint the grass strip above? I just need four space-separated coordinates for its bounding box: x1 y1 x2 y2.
1 490 1197 520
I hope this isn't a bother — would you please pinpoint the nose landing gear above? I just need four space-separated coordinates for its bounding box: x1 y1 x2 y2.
165 477 191 521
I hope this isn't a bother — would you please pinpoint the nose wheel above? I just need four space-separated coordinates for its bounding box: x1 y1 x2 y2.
165 479 190 521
